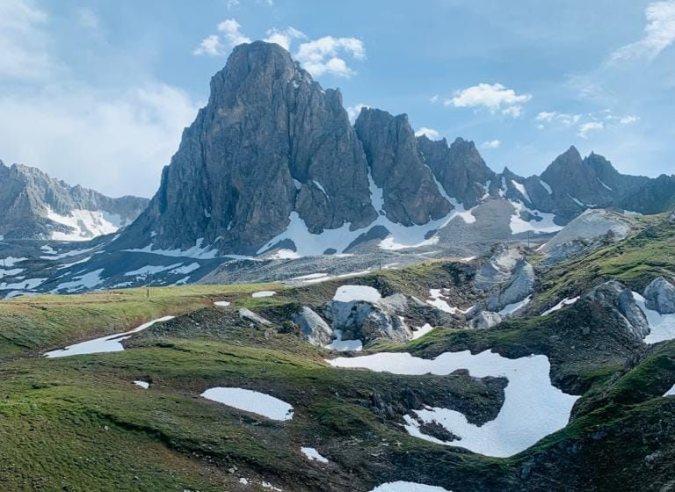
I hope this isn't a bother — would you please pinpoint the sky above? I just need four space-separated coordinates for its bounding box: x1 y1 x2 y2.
0 0 674 198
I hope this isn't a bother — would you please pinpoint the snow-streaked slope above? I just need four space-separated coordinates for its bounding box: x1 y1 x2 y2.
44 316 175 358
47 207 124 241
330 350 578 457
633 292 675 344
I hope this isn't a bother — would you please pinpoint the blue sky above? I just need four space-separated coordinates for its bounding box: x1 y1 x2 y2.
0 0 673 197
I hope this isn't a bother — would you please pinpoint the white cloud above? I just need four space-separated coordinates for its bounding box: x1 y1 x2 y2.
295 36 365 78
346 103 368 123
429 94 439 104
0 84 200 198
194 18 250 56
0 0 56 81
193 34 224 56
415 127 441 140
619 115 640 124
226 0 241 8
610 1 675 63
578 121 604 139
445 83 531 118
263 27 306 51
481 139 501 149
535 111 581 126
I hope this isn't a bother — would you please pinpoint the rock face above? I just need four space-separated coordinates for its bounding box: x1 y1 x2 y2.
470 311 503 329
355 109 452 225
325 293 413 344
0 161 148 240
644 277 675 314
418 136 494 208
292 306 333 346
118 41 377 255
487 260 535 312
587 281 649 341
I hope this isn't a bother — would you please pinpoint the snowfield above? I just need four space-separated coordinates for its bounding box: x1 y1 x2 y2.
329 350 578 457
201 387 294 421
325 329 363 352
633 292 675 344
333 285 382 303
665 384 675 397
47 207 123 241
44 316 175 358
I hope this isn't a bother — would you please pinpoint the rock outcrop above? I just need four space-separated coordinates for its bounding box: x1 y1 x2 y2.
292 306 333 346
355 108 452 225
586 281 649 341
644 277 675 314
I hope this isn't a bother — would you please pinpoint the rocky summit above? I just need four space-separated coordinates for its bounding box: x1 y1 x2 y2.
108 42 673 261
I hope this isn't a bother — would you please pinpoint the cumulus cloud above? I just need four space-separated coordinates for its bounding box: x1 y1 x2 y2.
578 121 604 139
619 115 640 124
346 103 368 123
0 0 56 80
193 18 250 56
610 1 675 63
445 83 531 118
481 140 501 149
415 127 441 140
263 27 306 51
295 36 365 78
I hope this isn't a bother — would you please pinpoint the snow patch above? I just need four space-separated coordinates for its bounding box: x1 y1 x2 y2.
369 483 452 492
252 291 276 298
498 295 531 317
134 381 150 389
125 238 218 259
540 180 553 195
325 329 363 352
333 285 382 303
541 297 580 316
46 207 123 241
511 180 531 203
412 323 435 340
44 316 175 358
301 447 329 463
665 384 675 397
55 269 105 293
633 292 675 344
214 301 231 307
509 201 562 235
201 387 294 421
330 350 578 457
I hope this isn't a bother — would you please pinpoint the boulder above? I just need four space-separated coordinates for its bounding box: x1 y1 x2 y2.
643 277 675 314
470 311 503 329
586 281 649 341
292 306 333 346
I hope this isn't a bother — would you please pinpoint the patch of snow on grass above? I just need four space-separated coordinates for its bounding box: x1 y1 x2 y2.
541 296 580 316
301 447 329 463
426 289 470 315
252 291 276 298
633 292 675 344
412 324 434 340
134 381 150 389
334 285 381 303
124 263 183 277
214 301 231 307
369 482 451 492
170 263 201 274
665 384 675 397
269 249 301 260
44 316 175 358
325 329 363 352
329 350 578 457
201 387 294 421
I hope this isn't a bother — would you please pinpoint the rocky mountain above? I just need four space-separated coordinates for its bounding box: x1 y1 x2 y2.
110 41 672 262
0 161 148 241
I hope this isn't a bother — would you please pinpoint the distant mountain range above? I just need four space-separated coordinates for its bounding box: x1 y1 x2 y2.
0 41 673 297
0 161 148 241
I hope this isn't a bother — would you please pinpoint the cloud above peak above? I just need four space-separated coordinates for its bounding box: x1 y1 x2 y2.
415 127 441 140
445 83 531 118
194 19 365 79
610 1 675 63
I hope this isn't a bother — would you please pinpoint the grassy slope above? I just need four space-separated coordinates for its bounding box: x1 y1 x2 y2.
0 283 281 359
